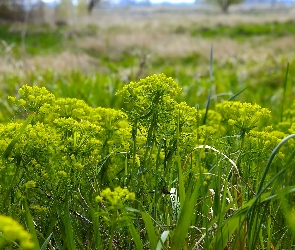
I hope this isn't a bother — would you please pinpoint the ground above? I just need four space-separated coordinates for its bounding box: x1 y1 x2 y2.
1 4 295 75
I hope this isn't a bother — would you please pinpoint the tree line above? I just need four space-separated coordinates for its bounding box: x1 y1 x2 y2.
0 0 243 22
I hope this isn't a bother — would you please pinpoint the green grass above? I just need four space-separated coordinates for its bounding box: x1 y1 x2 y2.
189 20 295 38
0 24 68 56
1 14 295 249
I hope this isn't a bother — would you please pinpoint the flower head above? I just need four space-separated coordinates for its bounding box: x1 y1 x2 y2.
0 215 34 249
95 187 135 207
25 181 36 189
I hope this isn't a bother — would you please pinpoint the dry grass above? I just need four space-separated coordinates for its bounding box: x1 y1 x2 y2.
79 5 295 27
0 50 97 74
1 5 295 74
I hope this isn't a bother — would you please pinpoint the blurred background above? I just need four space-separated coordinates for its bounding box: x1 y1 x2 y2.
0 0 295 120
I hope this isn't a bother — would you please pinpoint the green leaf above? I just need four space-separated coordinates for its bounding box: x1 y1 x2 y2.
211 210 246 249
156 231 170 250
24 197 40 250
257 134 295 195
281 63 289 122
64 191 76 250
141 212 158 250
228 86 248 101
211 185 295 249
40 233 53 250
202 44 213 125
171 180 200 250
127 222 144 250
177 109 185 208
87 202 102 250
178 162 185 210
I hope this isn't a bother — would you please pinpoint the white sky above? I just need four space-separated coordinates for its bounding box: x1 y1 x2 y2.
41 0 58 2
150 0 195 3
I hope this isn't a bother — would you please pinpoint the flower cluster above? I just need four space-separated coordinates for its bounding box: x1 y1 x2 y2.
282 99 295 122
95 187 135 207
9 85 56 114
4 86 133 183
117 74 182 128
117 74 181 114
276 100 295 134
0 85 135 234
117 74 203 170
248 129 286 151
25 180 36 189
216 101 271 135
55 98 101 122
198 109 225 140
0 215 34 249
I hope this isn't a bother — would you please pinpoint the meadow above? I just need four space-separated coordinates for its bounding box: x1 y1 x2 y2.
1 5 295 249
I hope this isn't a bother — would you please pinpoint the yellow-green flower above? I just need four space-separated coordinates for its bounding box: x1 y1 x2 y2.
95 187 135 206
18 99 27 106
25 181 36 189
228 119 236 126
57 171 67 178
216 101 271 134
95 195 103 202
0 215 34 249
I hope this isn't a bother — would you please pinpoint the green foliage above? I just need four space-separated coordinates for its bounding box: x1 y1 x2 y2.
190 20 295 38
1 70 295 249
0 24 67 56
1 13 295 249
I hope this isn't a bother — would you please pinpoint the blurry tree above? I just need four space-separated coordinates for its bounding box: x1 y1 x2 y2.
76 0 87 14
0 0 26 21
0 0 103 23
0 0 45 22
54 0 72 23
207 0 244 13
88 0 100 14
54 0 98 23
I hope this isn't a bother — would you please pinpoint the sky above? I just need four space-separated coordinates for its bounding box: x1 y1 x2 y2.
41 0 58 3
150 0 195 4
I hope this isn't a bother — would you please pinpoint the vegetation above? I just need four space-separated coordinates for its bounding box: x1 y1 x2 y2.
208 0 244 13
1 7 295 250
189 20 295 38
0 0 26 21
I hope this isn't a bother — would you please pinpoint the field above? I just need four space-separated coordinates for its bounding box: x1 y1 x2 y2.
1 4 295 249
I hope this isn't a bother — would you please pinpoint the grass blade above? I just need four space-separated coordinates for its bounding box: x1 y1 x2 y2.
24 197 40 250
64 191 76 250
211 185 295 249
280 63 289 122
202 44 213 125
40 232 53 250
156 230 170 250
257 134 295 195
141 212 158 250
127 222 144 250
170 179 201 250
227 86 248 101
177 109 185 208
91 206 102 250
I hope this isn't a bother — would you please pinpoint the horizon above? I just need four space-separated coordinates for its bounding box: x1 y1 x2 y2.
35 0 295 6
43 0 197 4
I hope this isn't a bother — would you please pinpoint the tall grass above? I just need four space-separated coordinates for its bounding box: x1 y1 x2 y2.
1 13 295 249
1 70 295 249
